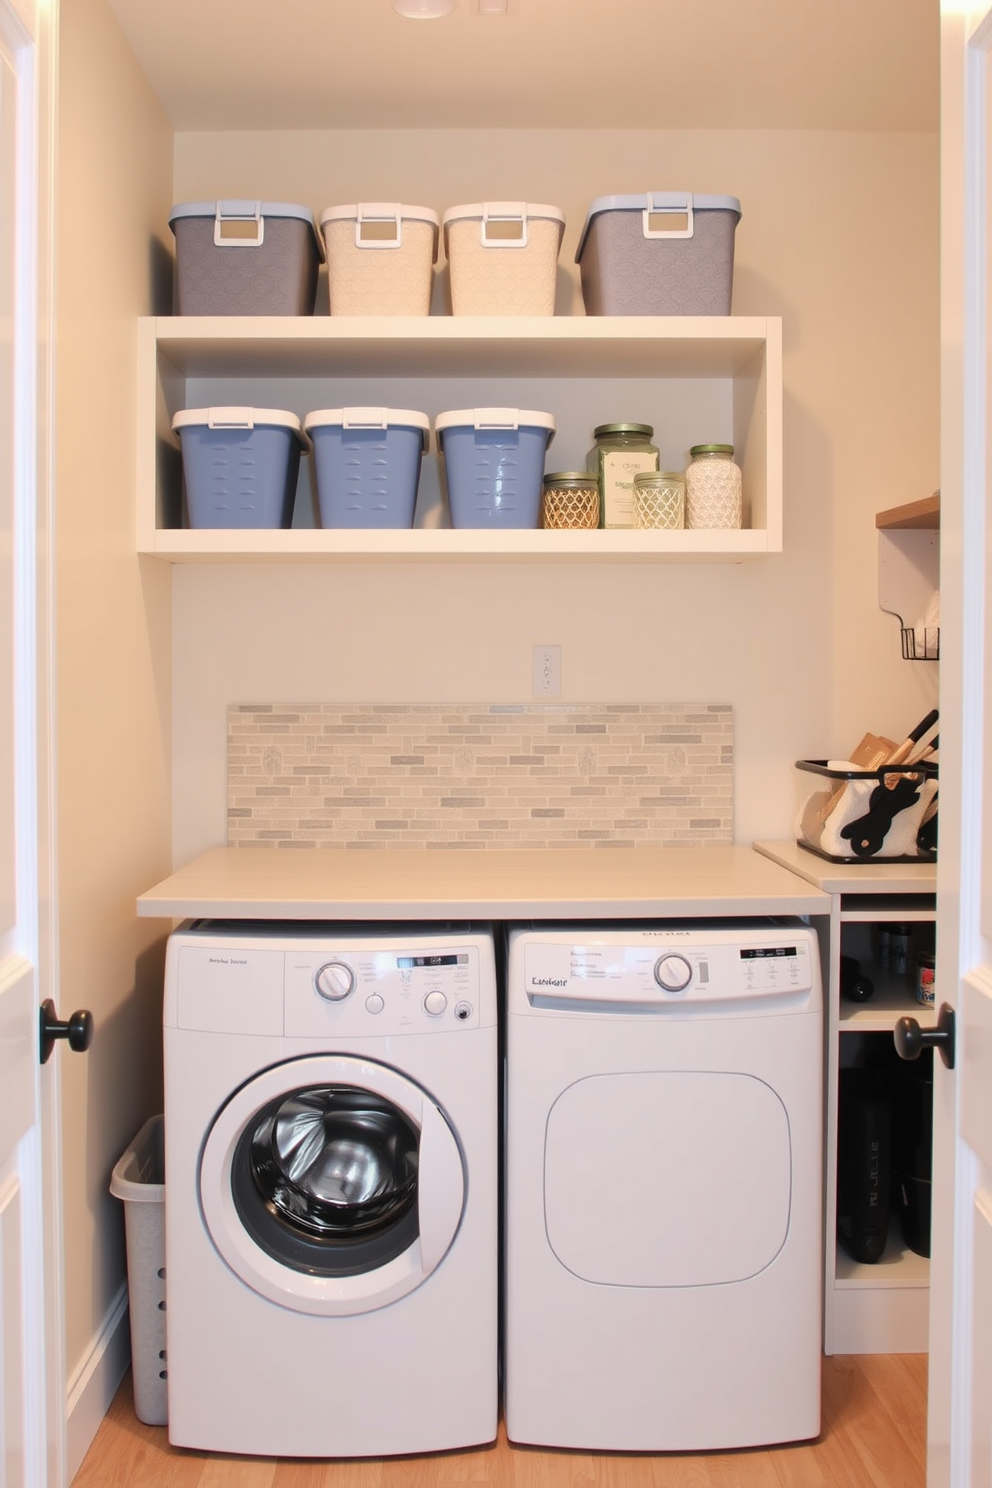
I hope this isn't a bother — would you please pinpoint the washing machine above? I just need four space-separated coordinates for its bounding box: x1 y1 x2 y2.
504 919 823 1452
163 920 497 1458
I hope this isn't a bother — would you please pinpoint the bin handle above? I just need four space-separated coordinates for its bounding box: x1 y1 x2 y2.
355 203 403 250
342 407 389 429
471 408 519 430
207 408 254 430
642 192 694 241
214 200 265 249
481 202 528 249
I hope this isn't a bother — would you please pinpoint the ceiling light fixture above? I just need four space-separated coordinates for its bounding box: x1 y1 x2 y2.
392 0 457 17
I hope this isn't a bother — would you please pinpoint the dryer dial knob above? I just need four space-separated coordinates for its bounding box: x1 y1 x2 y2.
315 961 355 1001
654 953 693 993
424 991 448 1017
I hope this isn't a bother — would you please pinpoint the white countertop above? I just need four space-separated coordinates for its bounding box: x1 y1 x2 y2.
753 840 938 896
137 844 832 921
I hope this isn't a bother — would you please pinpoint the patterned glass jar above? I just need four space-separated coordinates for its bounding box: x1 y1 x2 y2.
632 471 685 529
541 471 600 529
685 444 742 529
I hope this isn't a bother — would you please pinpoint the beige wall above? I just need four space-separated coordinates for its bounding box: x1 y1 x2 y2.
171 128 940 862
55 0 173 1428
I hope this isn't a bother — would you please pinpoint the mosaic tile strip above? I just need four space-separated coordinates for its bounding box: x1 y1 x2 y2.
227 704 734 850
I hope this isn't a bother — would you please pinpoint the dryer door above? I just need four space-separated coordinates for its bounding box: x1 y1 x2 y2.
200 1054 465 1316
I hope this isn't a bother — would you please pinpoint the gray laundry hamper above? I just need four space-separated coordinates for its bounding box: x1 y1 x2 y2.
110 1115 167 1425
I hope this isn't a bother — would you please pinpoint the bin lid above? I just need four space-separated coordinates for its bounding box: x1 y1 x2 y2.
172 407 310 449
575 192 741 262
441 202 565 251
169 200 323 254
319 203 440 260
435 407 556 442
303 408 430 452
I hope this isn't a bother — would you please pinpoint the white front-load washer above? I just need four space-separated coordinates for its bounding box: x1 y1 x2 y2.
163 920 497 1458
504 919 823 1452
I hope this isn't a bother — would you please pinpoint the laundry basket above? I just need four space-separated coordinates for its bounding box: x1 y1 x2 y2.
110 1115 167 1426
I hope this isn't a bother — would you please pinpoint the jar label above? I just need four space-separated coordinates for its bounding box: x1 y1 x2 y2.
601 451 658 528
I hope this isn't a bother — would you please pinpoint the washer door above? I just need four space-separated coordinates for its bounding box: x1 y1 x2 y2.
200 1055 465 1316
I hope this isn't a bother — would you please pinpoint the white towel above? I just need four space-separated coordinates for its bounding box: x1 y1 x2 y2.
818 769 937 859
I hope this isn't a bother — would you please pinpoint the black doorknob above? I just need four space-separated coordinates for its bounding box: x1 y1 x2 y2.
39 999 94 1065
893 1001 955 1070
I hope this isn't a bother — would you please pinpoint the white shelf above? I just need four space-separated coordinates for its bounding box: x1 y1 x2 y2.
137 314 783 562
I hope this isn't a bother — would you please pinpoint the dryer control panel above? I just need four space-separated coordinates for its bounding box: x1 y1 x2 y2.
521 926 817 1012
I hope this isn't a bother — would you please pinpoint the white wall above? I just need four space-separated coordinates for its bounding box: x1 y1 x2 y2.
171 127 940 863
56 0 173 1467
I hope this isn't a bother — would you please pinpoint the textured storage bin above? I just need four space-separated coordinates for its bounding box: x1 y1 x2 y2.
110 1116 167 1426
320 203 439 316
576 192 741 316
173 407 308 529
442 202 564 316
169 200 322 316
303 407 430 528
795 759 938 864
436 408 555 528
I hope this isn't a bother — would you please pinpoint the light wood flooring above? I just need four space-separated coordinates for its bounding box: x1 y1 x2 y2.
74 1355 927 1488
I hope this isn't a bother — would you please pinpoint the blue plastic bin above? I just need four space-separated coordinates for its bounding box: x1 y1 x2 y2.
435 408 556 528
304 407 430 529
173 407 308 529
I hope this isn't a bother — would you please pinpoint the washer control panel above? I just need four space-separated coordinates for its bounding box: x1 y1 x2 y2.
171 930 489 1036
522 927 817 1011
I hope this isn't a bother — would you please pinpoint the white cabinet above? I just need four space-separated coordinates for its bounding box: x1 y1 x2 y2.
753 842 937 1354
136 314 782 562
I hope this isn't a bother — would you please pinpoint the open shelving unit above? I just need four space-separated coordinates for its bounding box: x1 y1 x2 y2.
753 843 937 1355
136 314 783 563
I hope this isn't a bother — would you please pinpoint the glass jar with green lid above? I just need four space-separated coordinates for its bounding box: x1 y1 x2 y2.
541 471 600 529
685 443 742 529
587 422 659 529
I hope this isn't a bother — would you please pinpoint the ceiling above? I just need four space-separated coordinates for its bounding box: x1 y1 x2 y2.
103 0 939 134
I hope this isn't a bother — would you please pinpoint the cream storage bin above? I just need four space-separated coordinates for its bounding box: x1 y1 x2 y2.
169 200 323 315
442 202 565 315
320 203 440 315
795 759 938 864
575 192 741 315
173 408 308 529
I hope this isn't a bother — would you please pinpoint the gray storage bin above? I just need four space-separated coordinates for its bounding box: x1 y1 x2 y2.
575 192 741 316
169 200 323 315
110 1115 167 1426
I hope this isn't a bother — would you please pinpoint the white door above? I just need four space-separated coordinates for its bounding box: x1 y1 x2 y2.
931 5 992 1484
0 0 62 1485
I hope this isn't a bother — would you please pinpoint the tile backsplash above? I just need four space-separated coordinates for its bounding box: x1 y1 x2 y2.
228 703 733 850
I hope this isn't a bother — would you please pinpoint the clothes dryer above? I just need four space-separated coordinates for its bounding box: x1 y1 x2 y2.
163 920 497 1457
504 919 822 1452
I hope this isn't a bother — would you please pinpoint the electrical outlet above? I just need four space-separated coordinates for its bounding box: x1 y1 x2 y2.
532 644 561 699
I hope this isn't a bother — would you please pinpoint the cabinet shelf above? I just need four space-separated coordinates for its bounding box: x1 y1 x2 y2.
137 314 783 562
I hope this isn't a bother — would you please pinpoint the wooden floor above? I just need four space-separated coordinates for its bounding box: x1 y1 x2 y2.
74 1355 927 1488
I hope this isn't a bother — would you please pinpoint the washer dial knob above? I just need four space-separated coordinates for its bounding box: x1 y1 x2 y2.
315 961 355 1002
654 953 693 993
424 991 448 1017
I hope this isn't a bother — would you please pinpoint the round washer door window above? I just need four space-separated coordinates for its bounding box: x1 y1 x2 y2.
200 1054 466 1316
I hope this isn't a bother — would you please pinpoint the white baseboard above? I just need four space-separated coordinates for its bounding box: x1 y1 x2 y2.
66 1283 130 1483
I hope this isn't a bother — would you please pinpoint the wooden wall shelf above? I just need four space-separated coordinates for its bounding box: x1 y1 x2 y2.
876 493 940 531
